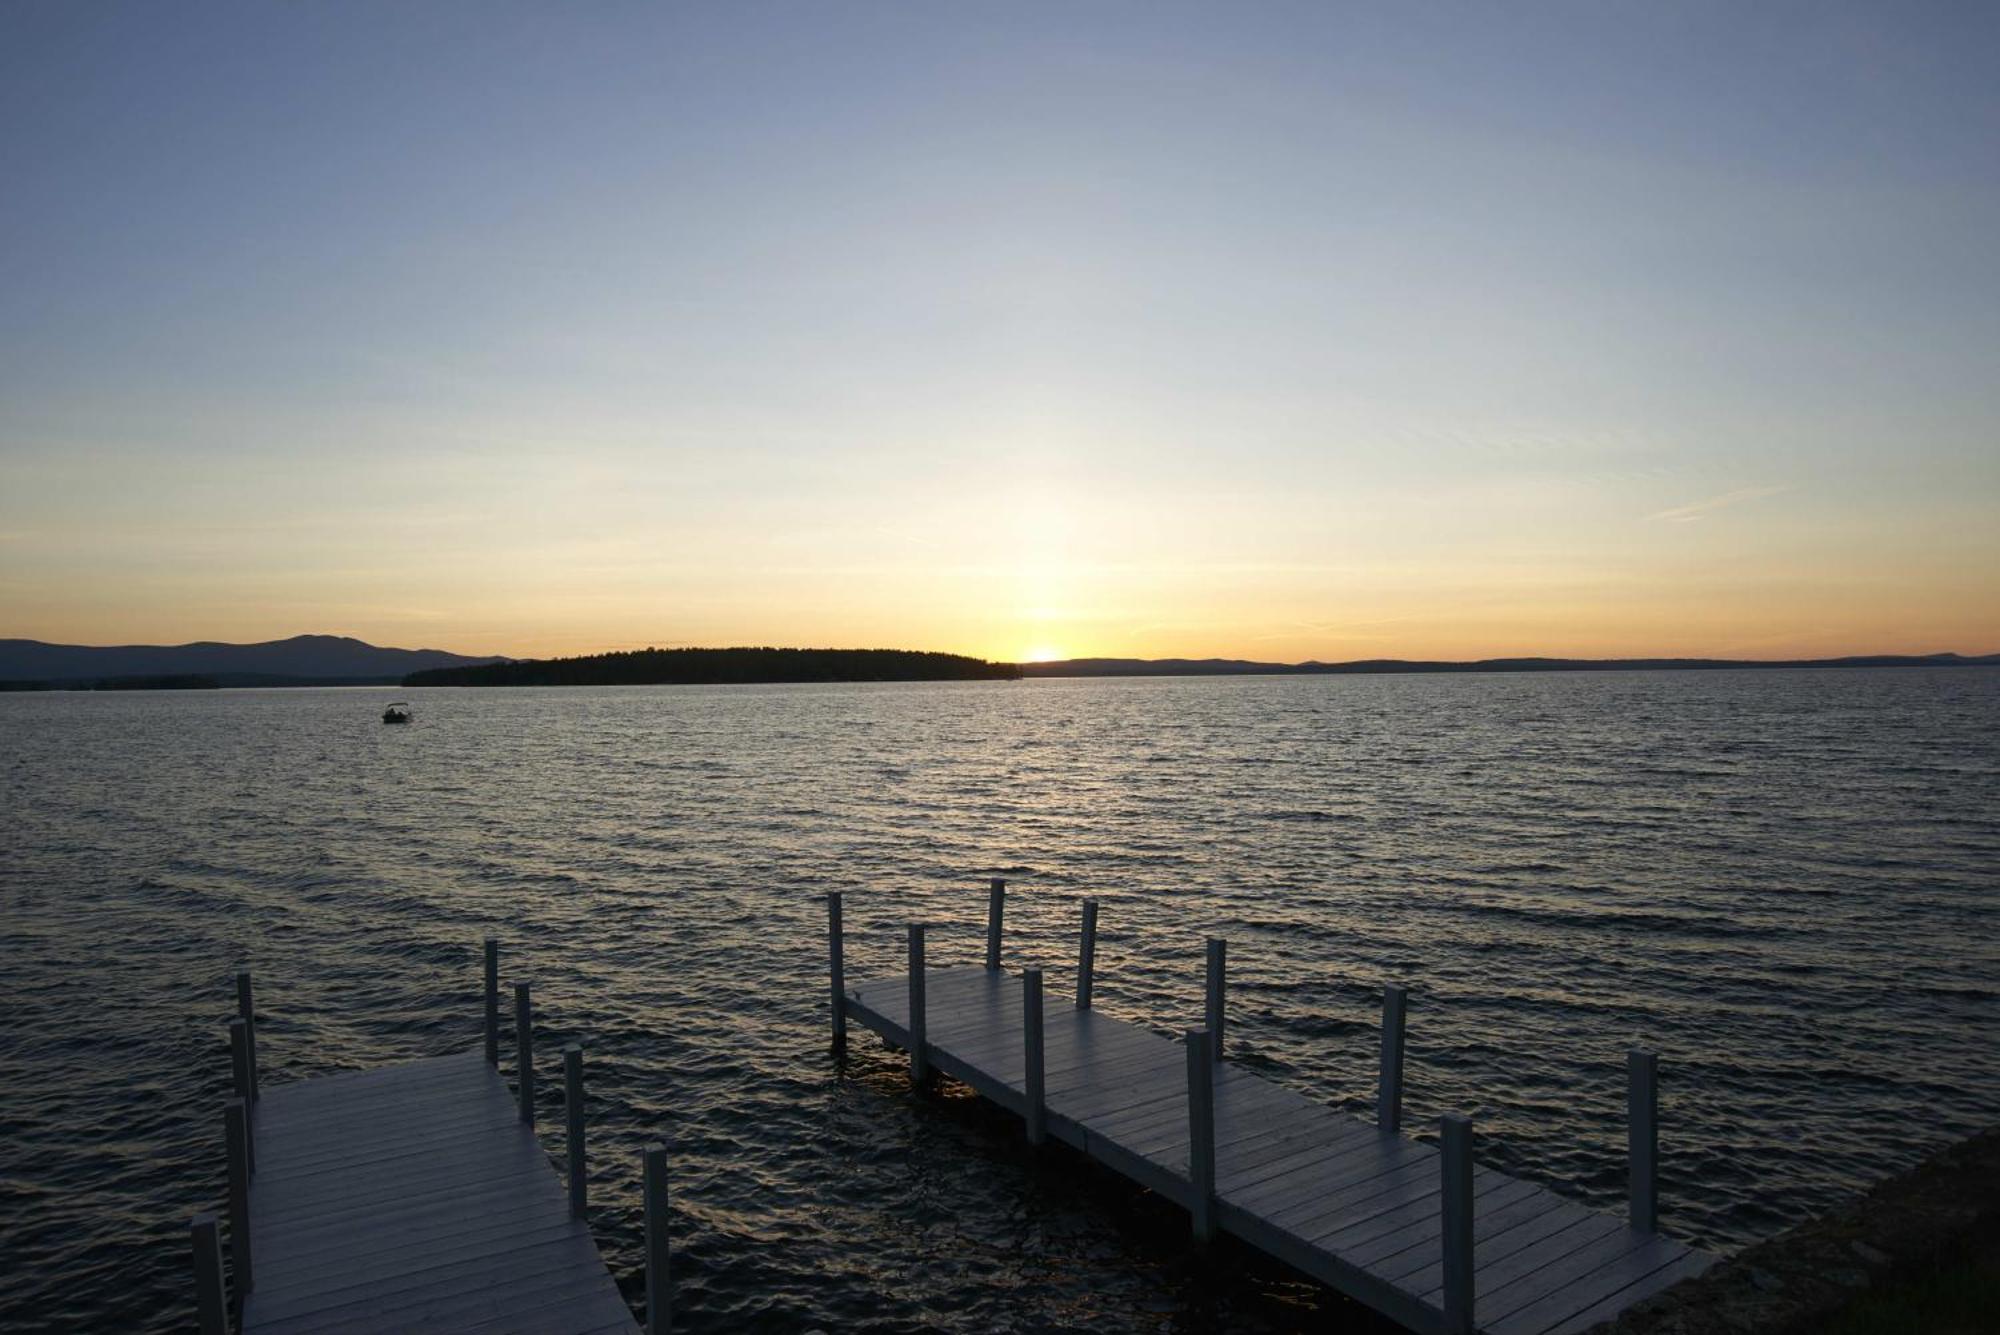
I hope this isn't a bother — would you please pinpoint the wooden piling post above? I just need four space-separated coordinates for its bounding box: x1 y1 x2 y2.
564 1045 586 1219
515 981 534 1128
189 1212 228 1335
1077 899 1098 1010
224 1098 254 1295
1440 1113 1474 1335
228 1018 254 1173
1204 938 1226 1063
827 892 847 1049
234 970 258 1103
908 924 929 1086
1185 1028 1215 1241
1377 985 1407 1133
483 937 500 1067
1629 1048 1658 1233
1023 967 1046 1146
644 1143 671 1335
986 878 1005 971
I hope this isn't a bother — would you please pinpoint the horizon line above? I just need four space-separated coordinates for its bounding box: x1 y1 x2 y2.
7 630 1997 669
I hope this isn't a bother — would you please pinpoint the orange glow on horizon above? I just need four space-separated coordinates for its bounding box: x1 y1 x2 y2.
5 468 1996 665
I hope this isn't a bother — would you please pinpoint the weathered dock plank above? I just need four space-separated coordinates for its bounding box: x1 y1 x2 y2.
839 935 1714 1335
237 1051 636 1335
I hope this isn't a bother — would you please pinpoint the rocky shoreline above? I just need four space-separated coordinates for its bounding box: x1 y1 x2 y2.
1588 1127 1999 1333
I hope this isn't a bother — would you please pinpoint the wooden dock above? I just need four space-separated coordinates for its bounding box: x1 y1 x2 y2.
829 885 1717 1335
236 1052 634 1334
188 950 671 1335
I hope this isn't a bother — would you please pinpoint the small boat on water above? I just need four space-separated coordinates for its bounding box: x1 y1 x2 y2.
382 702 412 725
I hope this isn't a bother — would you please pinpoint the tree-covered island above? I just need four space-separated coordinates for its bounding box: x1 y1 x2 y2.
403 646 1021 687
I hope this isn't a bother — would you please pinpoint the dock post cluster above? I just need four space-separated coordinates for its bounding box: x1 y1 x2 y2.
180 881 1698 1334
829 882 1706 1335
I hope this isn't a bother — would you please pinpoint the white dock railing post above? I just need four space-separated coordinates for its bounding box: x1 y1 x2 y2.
1377 985 1407 1133
515 981 534 1128
908 924 929 1086
1204 939 1226 1063
1076 900 1098 1010
1185 1028 1216 1242
986 878 1005 971
564 1044 586 1220
190 1212 228 1335
224 1097 254 1296
1440 1113 1474 1335
644 1144 671 1334
234 970 259 1104
483 938 500 1066
827 892 847 1050
1023 967 1046 1146
228 1018 255 1173
1629 1048 1658 1233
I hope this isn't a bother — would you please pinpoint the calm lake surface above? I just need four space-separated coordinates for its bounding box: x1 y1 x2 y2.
2 670 1996 1332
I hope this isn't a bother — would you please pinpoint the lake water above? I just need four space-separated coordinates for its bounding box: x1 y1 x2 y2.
2 670 1996 1332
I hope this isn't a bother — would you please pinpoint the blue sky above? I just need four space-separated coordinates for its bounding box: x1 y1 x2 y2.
3 2 1995 659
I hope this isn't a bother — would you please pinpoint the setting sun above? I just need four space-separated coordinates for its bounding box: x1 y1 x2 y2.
1022 646 1066 664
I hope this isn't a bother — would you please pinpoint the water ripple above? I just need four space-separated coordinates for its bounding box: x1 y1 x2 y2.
1 670 1996 1332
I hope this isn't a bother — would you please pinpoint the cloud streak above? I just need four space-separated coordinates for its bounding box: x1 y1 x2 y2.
1648 485 1794 523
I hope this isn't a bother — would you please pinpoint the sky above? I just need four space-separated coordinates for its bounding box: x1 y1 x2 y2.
2 2 1997 663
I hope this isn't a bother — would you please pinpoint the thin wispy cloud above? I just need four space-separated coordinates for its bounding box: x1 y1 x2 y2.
1648 485 1795 523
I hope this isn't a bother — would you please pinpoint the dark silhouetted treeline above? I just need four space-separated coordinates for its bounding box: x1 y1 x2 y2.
1022 652 2000 678
0 674 222 690
404 647 1021 687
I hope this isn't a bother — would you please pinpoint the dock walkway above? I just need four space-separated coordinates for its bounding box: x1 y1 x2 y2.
239 1052 635 1334
189 950 668 1335
831 888 1715 1335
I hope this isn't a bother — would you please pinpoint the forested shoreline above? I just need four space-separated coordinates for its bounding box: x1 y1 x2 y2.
405 646 1020 686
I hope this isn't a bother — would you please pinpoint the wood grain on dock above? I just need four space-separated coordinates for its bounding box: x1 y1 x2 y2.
237 1051 636 1335
842 962 1715 1335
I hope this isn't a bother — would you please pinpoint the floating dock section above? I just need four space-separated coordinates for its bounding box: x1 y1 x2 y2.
829 884 1716 1335
187 949 672 1335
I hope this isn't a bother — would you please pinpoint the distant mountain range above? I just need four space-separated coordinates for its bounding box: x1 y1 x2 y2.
0 635 507 687
4 637 1993 691
1023 653 2000 677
